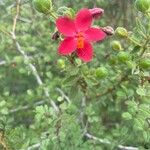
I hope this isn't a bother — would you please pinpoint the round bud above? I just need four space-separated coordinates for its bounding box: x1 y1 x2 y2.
95 67 108 79
57 59 65 69
33 0 52 14
101 26 114 36
115 27 128 38
117 52 130 63
111 40 122 51
89 8 104 19
135 0 150 13
139 59 150 69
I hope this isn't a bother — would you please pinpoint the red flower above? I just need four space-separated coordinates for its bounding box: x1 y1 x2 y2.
56 8 106 62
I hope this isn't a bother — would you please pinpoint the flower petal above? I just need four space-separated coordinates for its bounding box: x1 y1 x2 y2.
56 17 76 36
75 9 92 32
58 37 76 55
85 27 106 42
76 41 93 62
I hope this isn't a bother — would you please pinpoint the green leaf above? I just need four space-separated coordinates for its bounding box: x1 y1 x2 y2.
122 112 132 120
136 86 146 96
62 75 77 87
134 118 144 131
143 131 149 142
0 100 6 107
136 17 146 33
69 67 79 76
131 45 141 54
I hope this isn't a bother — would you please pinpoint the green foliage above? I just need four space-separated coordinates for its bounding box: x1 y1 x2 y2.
0 0 150 150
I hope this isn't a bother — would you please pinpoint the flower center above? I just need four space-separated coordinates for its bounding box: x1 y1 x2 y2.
77 32 84 49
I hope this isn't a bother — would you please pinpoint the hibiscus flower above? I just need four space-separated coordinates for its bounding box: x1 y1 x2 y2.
56 8 106 62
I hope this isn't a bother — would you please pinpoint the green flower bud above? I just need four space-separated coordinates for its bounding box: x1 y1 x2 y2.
117 52 130 63
57 59 65 69
135 0 150 13
111 40 122 51
115 27 128 38
33 0 53 14
139 59 150 69
95 67 108 79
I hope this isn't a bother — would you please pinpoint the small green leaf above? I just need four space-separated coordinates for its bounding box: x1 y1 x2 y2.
122 112 132 120
136 86 146 96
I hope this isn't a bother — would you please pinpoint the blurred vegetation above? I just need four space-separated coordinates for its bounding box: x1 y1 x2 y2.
0 0 150 150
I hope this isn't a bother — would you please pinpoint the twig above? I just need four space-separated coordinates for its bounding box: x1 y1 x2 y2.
12 0 20 33
9 100 45 114
23 131 139 150
85 133 139 150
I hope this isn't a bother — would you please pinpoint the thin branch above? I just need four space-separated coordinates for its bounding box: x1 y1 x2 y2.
23 131 139 150
85 133 139 150
12 0 20 33
9 100 45 114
